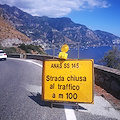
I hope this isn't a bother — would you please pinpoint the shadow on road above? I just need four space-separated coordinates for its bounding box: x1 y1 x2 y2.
29 93 51 107
29 92 87 110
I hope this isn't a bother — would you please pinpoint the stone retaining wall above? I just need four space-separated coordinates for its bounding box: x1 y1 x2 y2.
94 64 120 99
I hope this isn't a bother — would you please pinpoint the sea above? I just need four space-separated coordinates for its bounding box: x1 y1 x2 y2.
45 46 120 65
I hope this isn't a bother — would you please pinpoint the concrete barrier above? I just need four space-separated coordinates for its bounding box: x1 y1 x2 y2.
94 64 120 99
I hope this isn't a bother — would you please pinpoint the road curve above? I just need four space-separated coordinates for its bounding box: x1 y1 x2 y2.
0 58 119 120
0 58 66 120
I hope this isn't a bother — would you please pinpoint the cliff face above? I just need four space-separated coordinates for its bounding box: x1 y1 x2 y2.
0 4 120 48
0 7 31 47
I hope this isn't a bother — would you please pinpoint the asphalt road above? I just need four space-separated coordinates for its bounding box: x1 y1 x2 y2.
0 58 119 120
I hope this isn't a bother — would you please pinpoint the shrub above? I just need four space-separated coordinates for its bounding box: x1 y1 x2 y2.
100 46 120 70
4 47 17 54
18 44 45 54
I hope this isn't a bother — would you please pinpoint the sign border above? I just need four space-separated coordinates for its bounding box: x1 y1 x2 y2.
42 59 94 104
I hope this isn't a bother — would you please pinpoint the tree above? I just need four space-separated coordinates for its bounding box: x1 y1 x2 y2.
100 46 120 70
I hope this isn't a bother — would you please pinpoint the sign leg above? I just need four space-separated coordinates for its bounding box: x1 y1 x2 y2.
51 103 53 108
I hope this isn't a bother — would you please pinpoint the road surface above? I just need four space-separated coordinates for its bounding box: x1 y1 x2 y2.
0 58 120 120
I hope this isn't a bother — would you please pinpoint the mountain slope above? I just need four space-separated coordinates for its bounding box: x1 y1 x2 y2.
0 5 31 47
0 4 120 48
48 17 120 46
0 16 31 47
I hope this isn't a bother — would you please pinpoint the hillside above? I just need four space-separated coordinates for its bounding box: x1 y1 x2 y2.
0 4 120 49
0 11 31 47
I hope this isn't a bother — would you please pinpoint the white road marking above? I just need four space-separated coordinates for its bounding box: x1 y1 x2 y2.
25 84 42 94
8 58 43 67
24 59 43 67
64 105 77 120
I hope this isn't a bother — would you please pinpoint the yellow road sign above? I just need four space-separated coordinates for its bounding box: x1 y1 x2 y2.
42 59 94 103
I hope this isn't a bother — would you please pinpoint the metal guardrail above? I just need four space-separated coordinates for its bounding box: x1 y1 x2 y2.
7 54 59 60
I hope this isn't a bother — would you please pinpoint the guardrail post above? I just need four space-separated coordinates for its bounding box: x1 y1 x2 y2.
20 54 23 58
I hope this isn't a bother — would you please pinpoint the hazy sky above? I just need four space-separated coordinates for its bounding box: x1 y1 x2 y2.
0 0 120 37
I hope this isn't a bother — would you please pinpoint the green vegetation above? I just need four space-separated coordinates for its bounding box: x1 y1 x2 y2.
0 44 17 54
4 47 17 54
100 46 120 70
0 43 46 55
18 44 45 54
